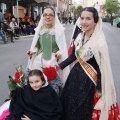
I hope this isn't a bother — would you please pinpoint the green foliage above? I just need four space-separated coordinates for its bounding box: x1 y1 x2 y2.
71 6 78 16
7 65 26 98
77 5 83 12
7 76 17 91
103 0 119 16
71 5 83 17
103 0 119 23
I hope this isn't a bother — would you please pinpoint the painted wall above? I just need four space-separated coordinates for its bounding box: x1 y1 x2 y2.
14 6 26 18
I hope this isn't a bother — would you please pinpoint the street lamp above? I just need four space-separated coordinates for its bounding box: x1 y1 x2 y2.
16 0 20 27
69 0 73 17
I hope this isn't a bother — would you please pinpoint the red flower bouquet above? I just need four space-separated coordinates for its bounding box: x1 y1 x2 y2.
7 65 25 97
43 67 57 81
14 70 21 84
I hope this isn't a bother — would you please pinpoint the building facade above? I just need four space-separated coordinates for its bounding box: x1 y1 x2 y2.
0 0 57 20
57 0 71 22
80 0 106 16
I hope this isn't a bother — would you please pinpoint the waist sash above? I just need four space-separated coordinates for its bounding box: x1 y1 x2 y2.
77 56 97 85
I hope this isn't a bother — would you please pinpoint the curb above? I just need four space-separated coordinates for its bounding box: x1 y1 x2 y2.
20 35 34 39
0 35 34 41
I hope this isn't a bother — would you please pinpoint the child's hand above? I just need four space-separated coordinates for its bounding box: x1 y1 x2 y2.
21 115 31 120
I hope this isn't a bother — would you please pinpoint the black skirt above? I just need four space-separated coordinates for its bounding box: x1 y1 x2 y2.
61 62 95 120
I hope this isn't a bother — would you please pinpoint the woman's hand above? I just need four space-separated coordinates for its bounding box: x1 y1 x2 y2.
55 54 62 60
55 65 60 71
27 50 35 58
95 91 102 98
21 115 31 120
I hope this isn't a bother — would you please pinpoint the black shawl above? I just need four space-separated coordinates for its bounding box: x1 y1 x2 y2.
7 85 63 120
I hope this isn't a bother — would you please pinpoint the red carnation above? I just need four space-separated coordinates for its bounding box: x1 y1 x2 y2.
14 70 21 84
43 67 57 81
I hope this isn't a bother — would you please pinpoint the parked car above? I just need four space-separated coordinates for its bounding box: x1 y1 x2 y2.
113 18 120 28
116 17 120 28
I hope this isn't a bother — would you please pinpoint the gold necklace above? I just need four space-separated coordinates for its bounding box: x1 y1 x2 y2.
79 46 84 54
79 34 92 54
44 24 53 29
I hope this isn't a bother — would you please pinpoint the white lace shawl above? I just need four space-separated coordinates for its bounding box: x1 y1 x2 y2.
74 34 93 62
39 26 55 35
74 18 116 120
28 13 70 85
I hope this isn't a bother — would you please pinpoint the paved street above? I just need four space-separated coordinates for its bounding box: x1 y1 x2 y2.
103 23 120 105
0 22 120 106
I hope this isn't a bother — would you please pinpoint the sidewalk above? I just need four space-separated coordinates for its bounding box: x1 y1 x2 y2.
19 34 34 39
0 23 68 44
0 34 34 45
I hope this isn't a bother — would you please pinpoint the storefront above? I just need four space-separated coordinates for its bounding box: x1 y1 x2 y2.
0 0 57 20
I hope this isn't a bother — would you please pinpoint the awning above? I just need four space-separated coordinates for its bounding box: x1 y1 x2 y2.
0 0 37 6
35 0 57 6
0 0 57 7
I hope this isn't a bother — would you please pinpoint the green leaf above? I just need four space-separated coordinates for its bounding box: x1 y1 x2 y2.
8 75 16 84
7 81 17 91
41 67 44 71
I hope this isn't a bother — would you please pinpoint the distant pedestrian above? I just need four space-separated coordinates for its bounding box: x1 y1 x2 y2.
0 9 7 44
10 18 20 37
4 9 11 22
3 20 15 43
0 29 7 44
0 9 4 23
73 17 77 25
111 19 113 26
69 16 72 24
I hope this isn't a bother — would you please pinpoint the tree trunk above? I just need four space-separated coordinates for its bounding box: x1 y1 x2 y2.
110 14 113 26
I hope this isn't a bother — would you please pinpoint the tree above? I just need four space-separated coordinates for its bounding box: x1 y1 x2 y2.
77 5 83 16
71 5 83 18
71 6 77 17
103 0 119 25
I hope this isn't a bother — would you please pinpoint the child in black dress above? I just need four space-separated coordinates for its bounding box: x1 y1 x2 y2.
6 69 63 120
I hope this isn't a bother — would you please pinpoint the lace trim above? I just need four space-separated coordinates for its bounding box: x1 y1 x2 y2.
82 47 93 61
39 26 55 35
76 41 93 61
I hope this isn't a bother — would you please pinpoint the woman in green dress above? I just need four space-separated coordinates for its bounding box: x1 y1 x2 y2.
27 7 69 96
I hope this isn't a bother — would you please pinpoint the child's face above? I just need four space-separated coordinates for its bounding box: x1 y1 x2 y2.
29 75 44 91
